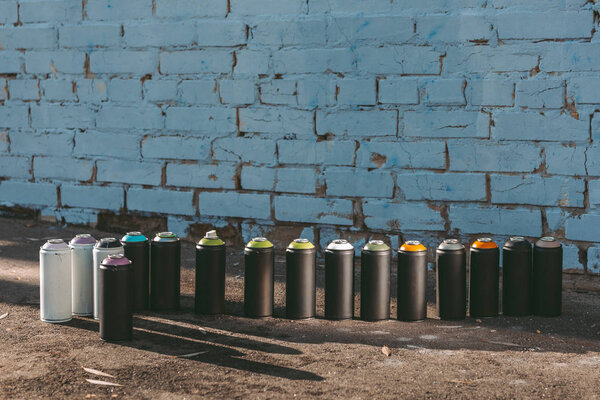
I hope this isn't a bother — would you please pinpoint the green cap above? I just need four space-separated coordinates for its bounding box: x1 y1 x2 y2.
154 232 178 242
363 239 390 252
246 237 273 248
287 238 315 250
198 230 225 246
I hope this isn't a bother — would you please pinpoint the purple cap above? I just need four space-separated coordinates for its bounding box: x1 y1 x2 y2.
101 254 131 266
41 239 69 251
69 233 96 246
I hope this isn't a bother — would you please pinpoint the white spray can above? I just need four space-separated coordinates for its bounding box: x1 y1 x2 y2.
40 239 72 323
69 234 96 316
93 238 123 319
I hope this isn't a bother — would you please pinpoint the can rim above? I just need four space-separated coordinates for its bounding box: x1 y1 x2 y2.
246 237 274 248
510 236 526 241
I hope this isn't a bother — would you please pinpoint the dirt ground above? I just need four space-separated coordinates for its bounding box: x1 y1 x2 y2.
0 216 599 399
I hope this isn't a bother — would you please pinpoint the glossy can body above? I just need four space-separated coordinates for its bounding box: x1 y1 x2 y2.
469 239 499 318
397 241 427 321
150 232 181 311
286 239 316 319
40 239 72 323
93 238 123 319
324 240 355 320
70 234 96 316
360 241 391 321
99 255 133 341
436 239 466 320
502 237 532 316
121 232 150 311
244 238 274 318
195 231 226 315
532 237 563 317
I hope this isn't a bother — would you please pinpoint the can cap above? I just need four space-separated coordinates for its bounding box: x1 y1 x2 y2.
69 233 96 246
503 236 531 250
42 238 69 251
363 240 390 252
94 237 122 249
121 231 148 243
399 240 427 252
198 230 225 246
246 237 273 249
101 254 132 266
471 237 498 249
535 236 561 249
288 238 315 250
326 239 354 251
154 232 179 242
437 238 465 251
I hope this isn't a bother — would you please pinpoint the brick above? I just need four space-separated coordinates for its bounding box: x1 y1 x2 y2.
234 49 270 75
165 107 235 134
567 77 600 104
544 144 587 176
309 0 393 13
272 49 354 74
8 80 39 100
356 140 445 169
317 110 396 137
128 188 195 216
74 131 139 158
490 175 584 207
0 1 18 25
25 51 85 74
276 167 316 194
565 214 600 241
470 79 514 107
11 130 74 156
422 79 465 106
76 78 107 102
179 80 219 105
90 51 157 74
260 80 296 105
59 24 120 48
199 192 271 219
144 80 178 102
61 184 123 211
417 15 492 42
0 52 22 73
142 135 211 161
97 160 162 186
197 21 247 46
166 216 192 238
588 179 600 207
0 27 56 49
160 50 232 74
589 145 600 176
34 156 93 181
363 201 444 231
252 19 326 46
219 80 255 105
296 79 335 109
542 43 600 72
404 110 488 138
449 205 542 237
86 0 152 21
97 105 163 130
241 165 276 191
239 107 312 136
278 139 355 166
213 137 276 164
0 104 29 128
356 46 441 75
274 195 353 225
448 142 541 172
546 208 570 233
230 0 306 15
496 11 592 40
109 79 142 102
41 79 76 101
397 173 486 201
167 163 236 189
52 208 98 225
336 79 375 106
155 0 226 18
493 111 588 141
19 0 81 23
0 155 31 178
124 21 195 47
562 244 583 270
0 181 56 207
587 246 600 272
378 79 418 105
445 45 539 74
325 168 393 198
515 80 564 109
0 131 8 152
329 16 413 44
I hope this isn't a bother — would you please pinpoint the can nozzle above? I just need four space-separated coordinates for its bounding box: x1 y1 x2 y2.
205 230 219 240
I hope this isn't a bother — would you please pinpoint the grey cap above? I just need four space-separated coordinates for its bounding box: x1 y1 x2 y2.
535 236 562 249
437 238 465 251
327 239 354 251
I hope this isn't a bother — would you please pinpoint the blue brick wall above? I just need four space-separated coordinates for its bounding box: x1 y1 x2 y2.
0 0 599 272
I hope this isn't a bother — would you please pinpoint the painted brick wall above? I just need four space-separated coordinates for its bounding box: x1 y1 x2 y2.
0 0 599 272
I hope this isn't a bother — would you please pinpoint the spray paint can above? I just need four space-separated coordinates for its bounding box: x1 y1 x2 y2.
150 232 181 311
99 254 133 341
93 238 123 320
69 234 96 317
120 232 150 311
532 236 563 317
244 237 274 318
325 239 355 320
502 236 532 316
40 239 72 323
436 239 466 320
285 238 316 319
360 240 391 321
469 238 499 318
397 240 427 322
195 230 226 315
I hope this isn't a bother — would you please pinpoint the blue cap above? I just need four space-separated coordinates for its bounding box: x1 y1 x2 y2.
121 231 148 243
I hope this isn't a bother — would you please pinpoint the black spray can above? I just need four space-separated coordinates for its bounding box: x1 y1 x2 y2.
325 239 355 320
532 236 563 317
360 240 391 321
436 239 466 320
469 238 499 318
397 240 427 322
286 238 316 319
244 237 274 318
150 232 181 311
195 230 226 315
502 236 532 316
99 254 133 341
120 232 150 311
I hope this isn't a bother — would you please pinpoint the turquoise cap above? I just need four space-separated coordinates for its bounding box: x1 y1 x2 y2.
121 231 148 243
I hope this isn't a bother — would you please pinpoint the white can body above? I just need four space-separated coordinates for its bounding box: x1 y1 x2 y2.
40 247 72 323
71 244 95 316
93 246 123 319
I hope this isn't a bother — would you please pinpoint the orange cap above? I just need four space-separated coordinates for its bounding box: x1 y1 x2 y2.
471 237 498 249
400 240 427 252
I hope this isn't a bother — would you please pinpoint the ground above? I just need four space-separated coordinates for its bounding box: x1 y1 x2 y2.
0 216 599 399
